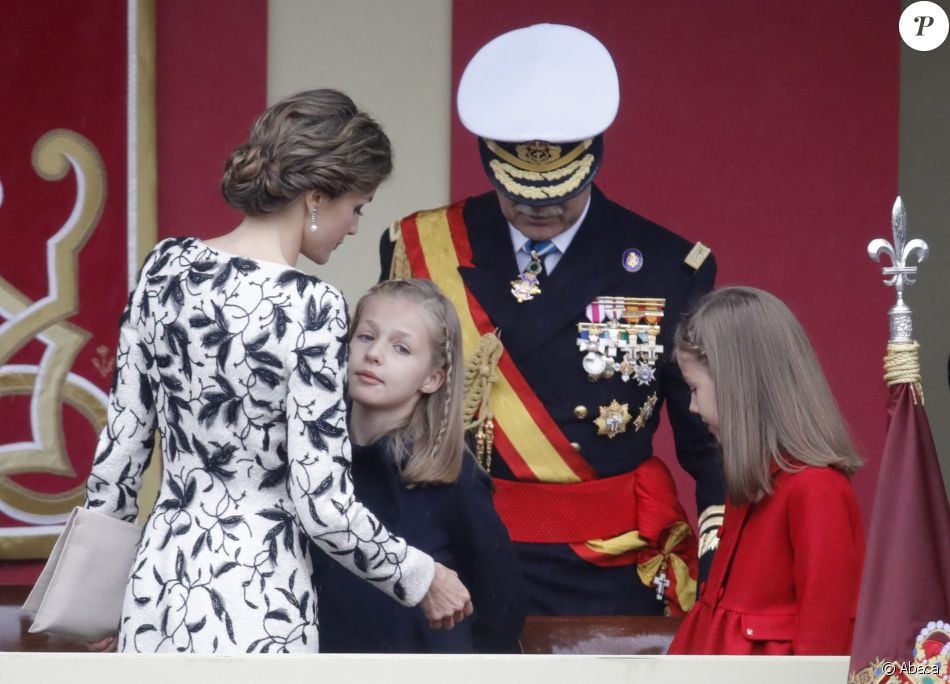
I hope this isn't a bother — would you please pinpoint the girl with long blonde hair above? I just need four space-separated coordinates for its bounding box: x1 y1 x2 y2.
668 286 864 655
314 279 526 652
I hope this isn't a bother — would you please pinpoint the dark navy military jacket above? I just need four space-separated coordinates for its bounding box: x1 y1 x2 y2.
380 186 725 616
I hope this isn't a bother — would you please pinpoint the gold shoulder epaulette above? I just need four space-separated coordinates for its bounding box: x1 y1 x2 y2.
684 241 711 271
387 219 402 242
388 219 411 280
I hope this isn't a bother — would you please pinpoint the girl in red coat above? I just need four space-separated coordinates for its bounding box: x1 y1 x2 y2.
667 286 864 655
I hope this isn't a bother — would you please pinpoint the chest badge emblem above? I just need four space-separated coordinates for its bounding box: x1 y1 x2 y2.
622 248 644 273
594 400 632 438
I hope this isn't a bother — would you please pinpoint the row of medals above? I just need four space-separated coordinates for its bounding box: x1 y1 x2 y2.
509 265 666 384
509 261 666 439
578 296 666 438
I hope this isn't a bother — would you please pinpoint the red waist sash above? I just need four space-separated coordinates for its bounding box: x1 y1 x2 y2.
493 456 685 546
494 470 638 543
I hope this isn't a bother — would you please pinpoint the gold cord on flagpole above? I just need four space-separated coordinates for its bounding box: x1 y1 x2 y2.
884 341 924 404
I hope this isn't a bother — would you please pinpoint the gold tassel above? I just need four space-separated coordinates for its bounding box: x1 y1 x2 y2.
464 332 503 470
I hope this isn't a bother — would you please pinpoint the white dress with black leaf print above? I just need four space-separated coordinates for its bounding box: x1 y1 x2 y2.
86 237 434 653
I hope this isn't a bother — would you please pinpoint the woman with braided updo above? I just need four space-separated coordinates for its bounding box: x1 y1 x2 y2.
313 279 526 653
84 90 472 653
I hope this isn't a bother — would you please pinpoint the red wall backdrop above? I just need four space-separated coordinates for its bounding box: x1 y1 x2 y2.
156 0 267 240
451 0 898 525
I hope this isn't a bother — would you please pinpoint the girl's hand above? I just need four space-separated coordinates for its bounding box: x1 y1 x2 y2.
419 562 474 630
85 635 117 652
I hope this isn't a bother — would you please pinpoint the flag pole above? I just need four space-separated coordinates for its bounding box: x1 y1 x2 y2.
849 197 950 684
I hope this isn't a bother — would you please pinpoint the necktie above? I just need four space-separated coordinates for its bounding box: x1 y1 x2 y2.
523 239 558 276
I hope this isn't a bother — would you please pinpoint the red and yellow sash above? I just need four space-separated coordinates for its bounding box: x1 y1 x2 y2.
397 202 697 613
401 202 596 484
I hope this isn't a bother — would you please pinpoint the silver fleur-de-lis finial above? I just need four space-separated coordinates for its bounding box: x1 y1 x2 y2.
868 197 929 343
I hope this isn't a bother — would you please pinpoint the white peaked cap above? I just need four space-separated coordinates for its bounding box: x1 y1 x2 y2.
457 23 620 143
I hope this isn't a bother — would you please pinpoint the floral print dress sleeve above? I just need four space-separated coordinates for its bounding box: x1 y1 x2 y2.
85 247 162 519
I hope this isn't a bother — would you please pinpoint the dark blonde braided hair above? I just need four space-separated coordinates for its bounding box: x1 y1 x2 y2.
350 279 465 485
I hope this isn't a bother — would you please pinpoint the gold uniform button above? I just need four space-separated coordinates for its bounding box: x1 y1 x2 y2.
573 405 588 419
570 442 581 451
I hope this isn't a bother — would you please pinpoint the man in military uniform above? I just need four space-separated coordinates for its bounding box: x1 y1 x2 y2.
379 24 725 616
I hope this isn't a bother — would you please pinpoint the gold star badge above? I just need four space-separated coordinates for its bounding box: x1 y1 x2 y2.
594 400 632 439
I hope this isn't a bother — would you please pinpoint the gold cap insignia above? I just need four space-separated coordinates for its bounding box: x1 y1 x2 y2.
516 141 562 165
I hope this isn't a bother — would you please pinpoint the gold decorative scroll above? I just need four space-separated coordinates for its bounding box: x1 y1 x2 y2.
0 131 107 516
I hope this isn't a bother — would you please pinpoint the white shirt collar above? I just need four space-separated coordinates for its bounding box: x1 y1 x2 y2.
508 194 592 256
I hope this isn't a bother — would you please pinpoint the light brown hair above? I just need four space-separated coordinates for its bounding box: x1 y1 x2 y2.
221 89 392 215
350 279 465 485
674 286 862 504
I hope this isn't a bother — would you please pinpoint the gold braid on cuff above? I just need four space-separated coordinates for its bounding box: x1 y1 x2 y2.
697 504 725 558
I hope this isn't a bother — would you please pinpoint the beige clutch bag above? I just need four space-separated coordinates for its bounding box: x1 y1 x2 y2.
22 506 142 640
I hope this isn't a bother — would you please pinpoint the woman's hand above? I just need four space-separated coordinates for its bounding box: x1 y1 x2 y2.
418 562 473 630
85 635 117 652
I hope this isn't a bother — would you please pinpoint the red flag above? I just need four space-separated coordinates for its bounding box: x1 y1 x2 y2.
849 379 950 683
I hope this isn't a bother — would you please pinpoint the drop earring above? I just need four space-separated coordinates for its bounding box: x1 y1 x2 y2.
309 206 319 233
